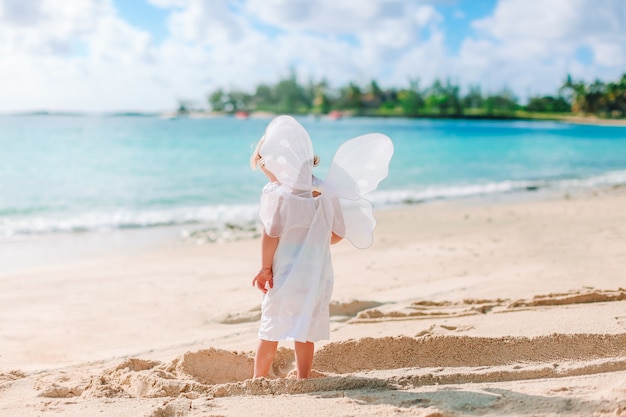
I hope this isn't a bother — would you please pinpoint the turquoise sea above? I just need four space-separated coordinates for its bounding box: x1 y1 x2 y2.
1 114 626 242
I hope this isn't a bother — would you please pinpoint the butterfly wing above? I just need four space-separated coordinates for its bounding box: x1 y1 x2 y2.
325 133 393 248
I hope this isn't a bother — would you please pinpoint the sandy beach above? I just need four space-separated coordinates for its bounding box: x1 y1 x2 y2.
559 115 626 127
1 187 625 417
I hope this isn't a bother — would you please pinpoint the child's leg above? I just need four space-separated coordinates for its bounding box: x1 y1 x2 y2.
254 339 278 378
294 341 314 379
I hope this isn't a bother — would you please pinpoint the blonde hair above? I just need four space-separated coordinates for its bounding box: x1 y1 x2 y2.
250 136 265 170
250 135 320 170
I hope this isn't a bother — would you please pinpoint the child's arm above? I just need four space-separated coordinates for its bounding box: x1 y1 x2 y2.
330 195 345 245
252 231 279 294
330 232 343 245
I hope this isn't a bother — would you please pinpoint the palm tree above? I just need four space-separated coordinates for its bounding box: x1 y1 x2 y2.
585 80 607 114
484 88 517 115
208 89 225 112
335 82 363 112
560 74 588 114
426 79 462 116
364 80 384 108
398 78 424 116
605 74 626 117
462 85 484 110
311 79 331 114
426 79 448 114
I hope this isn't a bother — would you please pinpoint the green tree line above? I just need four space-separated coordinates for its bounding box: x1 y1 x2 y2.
202 71 626 119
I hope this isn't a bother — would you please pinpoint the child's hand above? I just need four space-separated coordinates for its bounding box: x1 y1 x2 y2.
252 268 273 294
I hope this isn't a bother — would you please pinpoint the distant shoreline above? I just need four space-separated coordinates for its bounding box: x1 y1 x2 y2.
4 110 626 127
164 110 626 127
555 115 626 127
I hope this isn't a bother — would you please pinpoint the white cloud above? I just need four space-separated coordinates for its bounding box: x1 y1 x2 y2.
473 0 626 44
244 0 440 43
125 0 446 106
0 0 625 112
146 0 187 7
166 0 252 44
0 0 177 111
455 0 626 98
239 0 444 88
592 42 626 67
0 0 45 26
0 0 112 56
246 0 381 34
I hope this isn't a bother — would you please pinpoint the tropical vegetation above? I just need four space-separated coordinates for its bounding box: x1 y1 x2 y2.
197 71 626 120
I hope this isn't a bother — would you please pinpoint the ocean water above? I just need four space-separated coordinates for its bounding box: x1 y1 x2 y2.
1 114 626 241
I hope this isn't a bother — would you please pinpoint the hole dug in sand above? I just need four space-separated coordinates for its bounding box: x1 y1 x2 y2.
38 347 302 399
56 348 258 399
38 332 626 400
35 289 626 400
173 349 254 384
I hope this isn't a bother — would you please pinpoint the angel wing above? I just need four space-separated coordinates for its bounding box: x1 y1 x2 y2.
325 133 393 249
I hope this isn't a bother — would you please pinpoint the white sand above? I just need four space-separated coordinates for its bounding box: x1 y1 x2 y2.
1 187 625 416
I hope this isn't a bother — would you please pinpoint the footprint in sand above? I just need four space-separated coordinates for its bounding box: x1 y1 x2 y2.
508 288 626 308
219 300 385 324
352 288 626 323
218 305 262 324
329 300 384 320
439 324 475 332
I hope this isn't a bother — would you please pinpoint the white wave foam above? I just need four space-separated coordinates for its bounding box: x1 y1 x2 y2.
2 170 626 237
554 169 626 189
368 169 626 207
368 180 542 206
0 204 260 238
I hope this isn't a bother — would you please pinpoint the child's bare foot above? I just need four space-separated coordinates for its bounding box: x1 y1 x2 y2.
286 369 328 380
307 369 328 379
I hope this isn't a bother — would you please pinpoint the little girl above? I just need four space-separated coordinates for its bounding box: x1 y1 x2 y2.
250 115 393 379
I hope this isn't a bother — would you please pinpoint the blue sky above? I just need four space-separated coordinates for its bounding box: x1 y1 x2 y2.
436 1 496 53
114 0 500 54
115 0 171 44
0 0 623 112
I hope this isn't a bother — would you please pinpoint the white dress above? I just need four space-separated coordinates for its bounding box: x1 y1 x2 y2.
257 179 338 342
256 115 393 343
